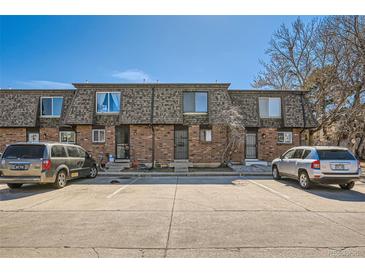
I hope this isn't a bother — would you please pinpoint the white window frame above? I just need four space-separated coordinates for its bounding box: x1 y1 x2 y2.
200 128 212 142
92 129 106 143
183 91 208 114
277 131 293 144
259 97 282 118
59 131 76 144
28 133 40 143
40 96 63 118
96 92 121 114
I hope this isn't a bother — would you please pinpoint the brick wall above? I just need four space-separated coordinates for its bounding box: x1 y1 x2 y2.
188 125 227 163
258 128 301 161
0 128 26 153
154 125 174 165
75 125 115 163
129 125 153 163
40 127 59 142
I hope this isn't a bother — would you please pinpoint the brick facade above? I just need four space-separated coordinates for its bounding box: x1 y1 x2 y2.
258 128 301 161
129 125 153 163
40 127 59 142
76 125 115 163
154 125 174 165
188 124 227 164
0 128 26 152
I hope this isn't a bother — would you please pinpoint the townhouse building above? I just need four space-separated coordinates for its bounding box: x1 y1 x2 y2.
0 83 316 167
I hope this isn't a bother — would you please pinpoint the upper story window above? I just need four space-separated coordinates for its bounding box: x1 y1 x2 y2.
96 92 121 113
183 92 208 113
259 97 281 118
41 97 63 117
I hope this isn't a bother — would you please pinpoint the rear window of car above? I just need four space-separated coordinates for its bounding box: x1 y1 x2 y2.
2 145 46 159
302 149 311 159
317 149 356 160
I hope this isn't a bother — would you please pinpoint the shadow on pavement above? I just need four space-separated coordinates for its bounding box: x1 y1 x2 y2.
0 184 57 201
268 178 365 202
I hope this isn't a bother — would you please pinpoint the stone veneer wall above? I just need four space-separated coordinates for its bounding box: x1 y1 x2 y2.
0 128 26 153
258 128 301 161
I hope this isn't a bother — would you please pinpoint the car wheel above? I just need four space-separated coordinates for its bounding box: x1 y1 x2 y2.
7 183 23 189
53 170 67 189
339 181 355 190
272 165 281 179
88 165 98 178
298 171 311 189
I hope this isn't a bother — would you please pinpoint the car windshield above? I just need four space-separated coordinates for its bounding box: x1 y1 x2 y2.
317 149 355 160
2 145 46 159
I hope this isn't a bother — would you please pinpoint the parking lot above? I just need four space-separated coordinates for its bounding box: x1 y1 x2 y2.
1 175 365 257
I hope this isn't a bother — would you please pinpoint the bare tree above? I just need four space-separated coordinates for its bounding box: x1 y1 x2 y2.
220 106 246 164
253 16 365 159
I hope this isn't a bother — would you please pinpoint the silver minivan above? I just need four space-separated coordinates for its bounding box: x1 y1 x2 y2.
0 142 98 189
272 146 361 189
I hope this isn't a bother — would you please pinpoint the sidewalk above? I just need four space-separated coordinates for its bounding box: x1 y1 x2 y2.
98 164 272 177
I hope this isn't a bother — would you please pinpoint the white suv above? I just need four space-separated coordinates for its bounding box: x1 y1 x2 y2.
272 146 361 189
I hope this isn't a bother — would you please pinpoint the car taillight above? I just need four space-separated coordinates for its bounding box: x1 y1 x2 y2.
311 160 320 169
42 159 51 171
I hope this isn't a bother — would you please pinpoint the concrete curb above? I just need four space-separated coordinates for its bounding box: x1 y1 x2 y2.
98 171 272 177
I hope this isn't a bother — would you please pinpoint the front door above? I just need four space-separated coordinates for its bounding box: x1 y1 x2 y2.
174 126 188 159
115 125 130 159
245 133 257 159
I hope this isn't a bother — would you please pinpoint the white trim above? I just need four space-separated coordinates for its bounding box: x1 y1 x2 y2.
40 96 63 118
59 131 76 144
92 129 106 143
96 91 121 114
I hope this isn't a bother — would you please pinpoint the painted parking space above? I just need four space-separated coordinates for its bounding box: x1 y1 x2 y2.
1 176 365 257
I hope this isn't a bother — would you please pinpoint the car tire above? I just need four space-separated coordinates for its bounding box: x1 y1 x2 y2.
7 183 23 189
339 181 355 190
53 170 67 189
88 165 98 178
272 165 281 179
298 171 311 189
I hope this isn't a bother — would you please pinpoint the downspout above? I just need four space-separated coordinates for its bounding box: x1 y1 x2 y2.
150 86 156 169
299 91 307 145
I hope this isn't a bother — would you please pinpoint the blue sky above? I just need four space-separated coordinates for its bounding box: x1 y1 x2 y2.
0 16 316 89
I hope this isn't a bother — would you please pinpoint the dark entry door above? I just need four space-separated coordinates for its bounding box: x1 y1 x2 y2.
245 133 257 159
174 126 188 159
115 125 130 159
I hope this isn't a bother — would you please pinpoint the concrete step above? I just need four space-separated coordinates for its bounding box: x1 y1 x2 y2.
173 160 190 172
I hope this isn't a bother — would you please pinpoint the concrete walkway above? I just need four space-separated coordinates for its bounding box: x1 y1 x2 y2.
98 171 272 177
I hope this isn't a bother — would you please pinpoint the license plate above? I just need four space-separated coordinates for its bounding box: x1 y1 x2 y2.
12 164 27 170
71 172 79 178
334 164 345 170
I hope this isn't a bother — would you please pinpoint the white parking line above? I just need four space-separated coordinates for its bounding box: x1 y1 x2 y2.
247 179 290 200
107 177 140 199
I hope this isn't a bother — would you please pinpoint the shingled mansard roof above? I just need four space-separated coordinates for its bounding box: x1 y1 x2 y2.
0 84 317 128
